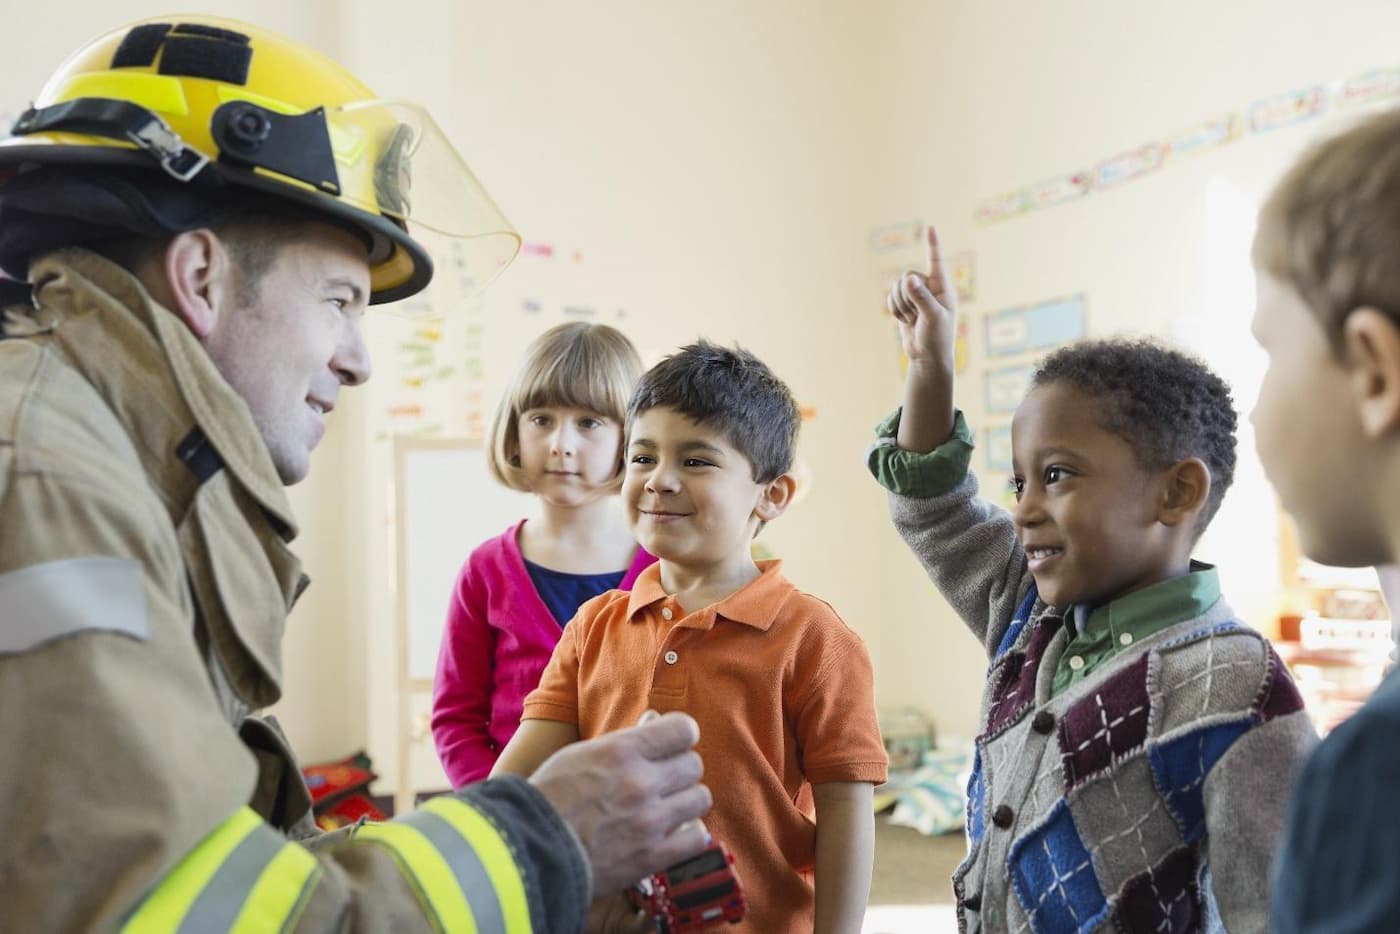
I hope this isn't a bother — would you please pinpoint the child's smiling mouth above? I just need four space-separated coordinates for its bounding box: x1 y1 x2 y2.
1024 545 1064 570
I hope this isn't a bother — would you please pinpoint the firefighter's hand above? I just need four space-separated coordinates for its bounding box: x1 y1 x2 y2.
531 711 712 897
585 894 652 934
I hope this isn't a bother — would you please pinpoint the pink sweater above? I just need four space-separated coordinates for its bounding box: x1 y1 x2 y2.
431 520 655 787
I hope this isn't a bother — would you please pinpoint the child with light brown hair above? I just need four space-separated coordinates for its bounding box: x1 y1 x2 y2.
1251 106 1400 931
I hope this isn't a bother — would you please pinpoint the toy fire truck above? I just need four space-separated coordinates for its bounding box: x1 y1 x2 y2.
626 839 746 932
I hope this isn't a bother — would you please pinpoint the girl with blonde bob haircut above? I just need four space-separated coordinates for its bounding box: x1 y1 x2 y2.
487 322 642 490
431 322 657 786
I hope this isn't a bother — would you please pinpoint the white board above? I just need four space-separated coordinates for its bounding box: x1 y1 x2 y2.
395 437 534 687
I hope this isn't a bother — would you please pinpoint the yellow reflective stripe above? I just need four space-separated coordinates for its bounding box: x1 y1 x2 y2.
423 797 532 934
229 841 320 934
119 808 263 934
58 73 190 116
357 821 476 934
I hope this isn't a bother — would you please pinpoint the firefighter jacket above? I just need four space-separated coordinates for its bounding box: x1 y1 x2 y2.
0 248 589 932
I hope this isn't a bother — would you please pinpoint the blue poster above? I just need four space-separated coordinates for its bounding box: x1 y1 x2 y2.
984 294 1087 357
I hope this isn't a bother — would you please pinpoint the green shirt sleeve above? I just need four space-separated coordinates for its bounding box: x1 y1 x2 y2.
865 407 975 498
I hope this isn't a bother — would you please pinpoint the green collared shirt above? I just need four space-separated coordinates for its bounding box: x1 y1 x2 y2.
866 406 974 498
1053 563 1221 695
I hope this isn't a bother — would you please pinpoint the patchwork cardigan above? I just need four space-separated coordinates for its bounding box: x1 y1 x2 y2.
886 474 1316 933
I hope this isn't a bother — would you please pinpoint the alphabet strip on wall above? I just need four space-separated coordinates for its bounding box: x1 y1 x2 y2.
973 64 1400 227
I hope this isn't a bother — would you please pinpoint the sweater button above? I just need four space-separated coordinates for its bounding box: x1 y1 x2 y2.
963 893 982 911
1032 711 1055 734
992 804 1014 829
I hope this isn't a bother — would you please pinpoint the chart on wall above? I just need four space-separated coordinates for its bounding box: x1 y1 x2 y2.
370 229 637 445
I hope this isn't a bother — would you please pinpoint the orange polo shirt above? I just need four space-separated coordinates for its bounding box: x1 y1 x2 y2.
523 559 887 933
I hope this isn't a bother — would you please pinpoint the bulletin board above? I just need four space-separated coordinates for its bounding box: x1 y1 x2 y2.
393 436 532 808
394 436 533 687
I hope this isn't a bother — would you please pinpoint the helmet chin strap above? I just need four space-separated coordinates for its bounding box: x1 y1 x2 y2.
12 99 209 182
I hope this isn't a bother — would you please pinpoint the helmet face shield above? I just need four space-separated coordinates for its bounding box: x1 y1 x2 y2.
332 100 520 294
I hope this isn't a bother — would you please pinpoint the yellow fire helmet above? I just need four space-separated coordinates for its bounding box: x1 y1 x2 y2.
0 16 520 303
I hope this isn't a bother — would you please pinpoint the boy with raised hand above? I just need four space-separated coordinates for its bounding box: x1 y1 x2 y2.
869 227 1315 932
495 341 888 933
1251 107 1400 932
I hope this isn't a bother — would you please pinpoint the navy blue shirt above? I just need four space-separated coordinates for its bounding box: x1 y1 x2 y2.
523 559 626 627
1273 664 1400 932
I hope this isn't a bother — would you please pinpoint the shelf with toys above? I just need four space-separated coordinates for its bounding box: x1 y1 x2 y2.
1273 512 1393 736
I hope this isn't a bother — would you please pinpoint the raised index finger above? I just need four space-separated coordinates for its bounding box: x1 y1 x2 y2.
924 224 955 309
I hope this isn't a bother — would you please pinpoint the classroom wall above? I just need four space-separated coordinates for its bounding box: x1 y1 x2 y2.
8 2 1400 784
324 0 904 789
857 0 1400 739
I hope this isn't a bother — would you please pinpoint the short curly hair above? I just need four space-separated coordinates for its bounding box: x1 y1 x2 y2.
1031 338 1237 535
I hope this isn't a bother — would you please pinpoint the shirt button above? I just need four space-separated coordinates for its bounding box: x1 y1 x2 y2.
1031 710 1055 734
661 607 674 621
1068 655 1085 671
664 650 679 665
992 804 1014 828
1119 632 1134 646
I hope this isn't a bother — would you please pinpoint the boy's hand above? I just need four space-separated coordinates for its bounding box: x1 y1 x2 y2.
887 225 957 372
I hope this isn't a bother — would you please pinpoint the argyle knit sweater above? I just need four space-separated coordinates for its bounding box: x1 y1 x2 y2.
887 475 1316 933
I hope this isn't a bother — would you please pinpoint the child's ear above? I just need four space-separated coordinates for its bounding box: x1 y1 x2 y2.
754 473 798 522
1158 458 1210 527
1343 308 1400 438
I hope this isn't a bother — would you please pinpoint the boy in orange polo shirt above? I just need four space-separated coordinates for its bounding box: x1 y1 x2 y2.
494 341 888 933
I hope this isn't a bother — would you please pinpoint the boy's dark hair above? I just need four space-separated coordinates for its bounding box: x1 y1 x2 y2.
1032 338 1237 534
626 340 799 482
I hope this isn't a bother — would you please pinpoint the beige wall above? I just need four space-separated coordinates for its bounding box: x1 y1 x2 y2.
859 0 1400 738
9 2 1400 782
327 0 903 789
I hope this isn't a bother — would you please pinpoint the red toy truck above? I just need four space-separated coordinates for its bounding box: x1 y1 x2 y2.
626 840 746 932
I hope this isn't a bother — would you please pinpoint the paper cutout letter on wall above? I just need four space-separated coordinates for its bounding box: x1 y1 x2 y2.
1249 86 1327 132
1028 172 1091 210
1338 68 1400 108
951 252 977 303
1166 115 1242 159
1095 144 1164 189
869 219 924 253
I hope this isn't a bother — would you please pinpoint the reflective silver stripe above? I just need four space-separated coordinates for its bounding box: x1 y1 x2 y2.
174 822 288 934
0 556 148 653
399 808 506 933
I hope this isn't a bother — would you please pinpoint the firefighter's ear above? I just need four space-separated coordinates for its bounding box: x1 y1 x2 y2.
153 229 238 339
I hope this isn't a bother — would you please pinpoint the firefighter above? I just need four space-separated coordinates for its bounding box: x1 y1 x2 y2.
0 15 710 932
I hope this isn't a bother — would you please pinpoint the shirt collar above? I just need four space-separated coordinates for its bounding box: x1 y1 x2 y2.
1068 561 1221 645
625 559 793 630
